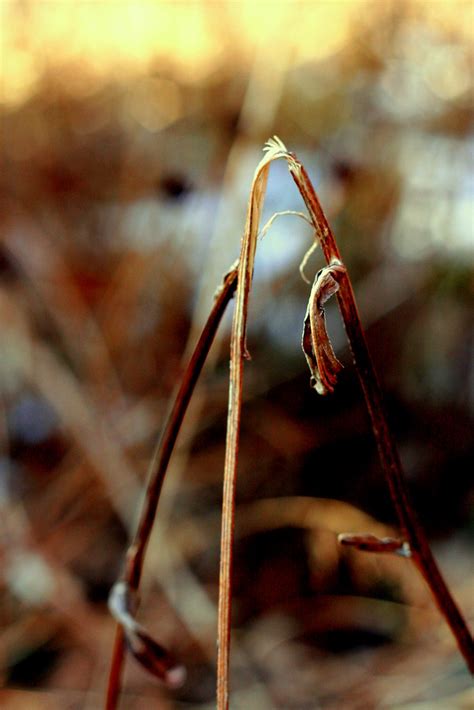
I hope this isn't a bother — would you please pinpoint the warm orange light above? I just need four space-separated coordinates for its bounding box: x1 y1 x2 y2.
1 0 471 107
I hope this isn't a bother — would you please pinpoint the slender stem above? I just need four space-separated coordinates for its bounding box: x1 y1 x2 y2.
215 142 283 710
105 264 239 709
289 159 474 673
216 295 242 710
106 626 126 710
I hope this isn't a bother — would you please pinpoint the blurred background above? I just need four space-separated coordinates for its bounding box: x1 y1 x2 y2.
1 0 473 708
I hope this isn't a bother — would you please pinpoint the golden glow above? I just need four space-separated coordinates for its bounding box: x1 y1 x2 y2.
124 77 183 131
1 0 471 107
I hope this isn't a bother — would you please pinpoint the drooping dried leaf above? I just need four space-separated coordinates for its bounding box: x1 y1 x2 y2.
302 262 346 395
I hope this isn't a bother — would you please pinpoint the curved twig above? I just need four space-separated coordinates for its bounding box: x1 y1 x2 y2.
284 147 474 674
105 262 239 709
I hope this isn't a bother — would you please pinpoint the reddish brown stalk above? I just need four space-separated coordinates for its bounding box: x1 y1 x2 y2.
105 263 239 709
216 138 289 710
287 155 474 673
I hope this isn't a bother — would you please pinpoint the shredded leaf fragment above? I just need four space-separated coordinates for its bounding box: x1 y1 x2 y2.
263 135 288 155
299 241 319 284
258 210 313 241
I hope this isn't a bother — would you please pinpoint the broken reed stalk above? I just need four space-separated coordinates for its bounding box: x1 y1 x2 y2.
105 263 238 710
284 153 474 673
217 138 473 709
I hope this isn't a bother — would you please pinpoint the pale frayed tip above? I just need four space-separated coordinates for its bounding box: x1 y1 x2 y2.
263 135 287 156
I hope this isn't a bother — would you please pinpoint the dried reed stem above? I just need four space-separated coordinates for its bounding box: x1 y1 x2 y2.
286 155 474 674
217 139 289 710
106 264 238 709
217 140 473 710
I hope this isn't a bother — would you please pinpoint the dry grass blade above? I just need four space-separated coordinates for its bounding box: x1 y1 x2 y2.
217 137 289 710
302 261 346 395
